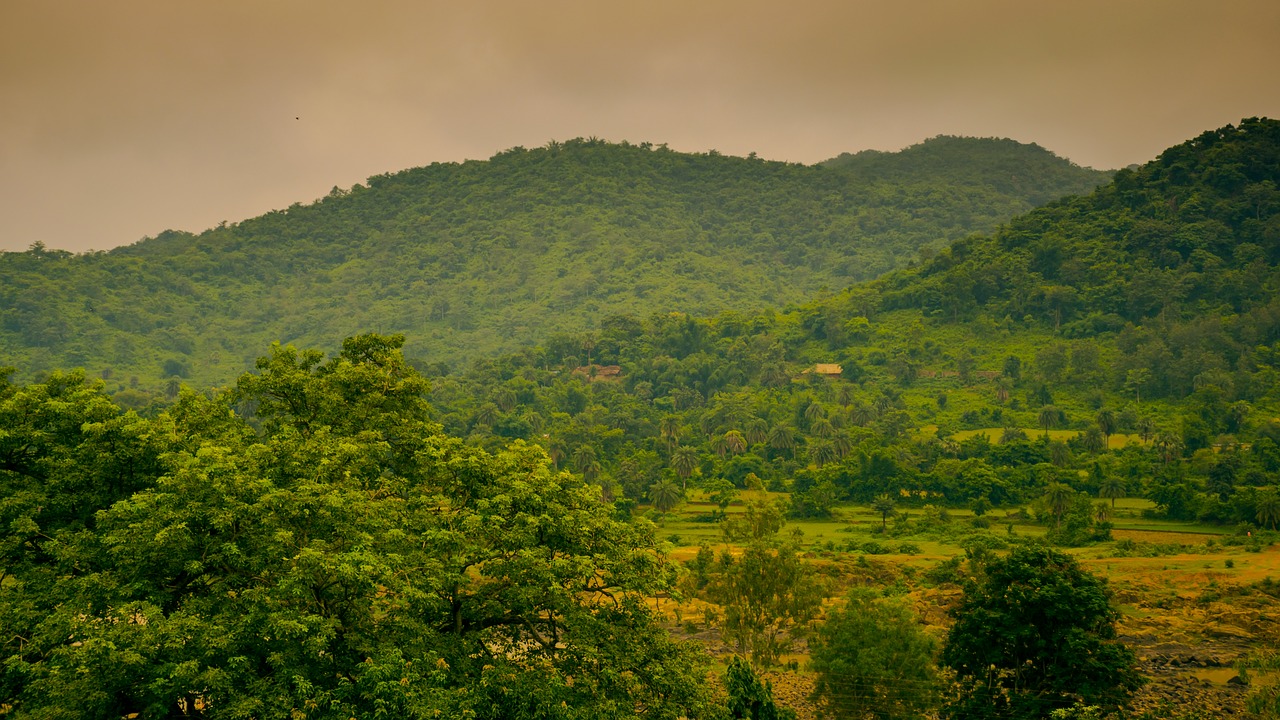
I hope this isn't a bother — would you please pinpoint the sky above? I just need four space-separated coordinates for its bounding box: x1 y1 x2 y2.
2 0 1278 253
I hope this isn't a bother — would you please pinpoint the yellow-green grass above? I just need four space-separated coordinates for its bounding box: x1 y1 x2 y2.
951 428 1147 448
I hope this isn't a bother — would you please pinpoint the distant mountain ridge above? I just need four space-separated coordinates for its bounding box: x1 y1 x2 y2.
0 136 1110 393
823 135 1104 206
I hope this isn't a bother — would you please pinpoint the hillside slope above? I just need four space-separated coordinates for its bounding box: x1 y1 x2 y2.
0 137 1108 389
420 118 1280 529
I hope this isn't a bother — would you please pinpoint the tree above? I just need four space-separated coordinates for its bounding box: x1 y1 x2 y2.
1125 368 1152 405
726 656 796 720
767 424 797 457
942 547 1142 719
810 589 940 720
573 444 601 482
1257 489 1280 531
1081 427 1106 454
1136 415 1156 444
1038 405 1063 438
1096 408 1117 448
649 477 685 513
1044 482 1074 528
710 501 823 666
1099 476 1126 509
4 335 716 719
671 445 699 485
872 494 897 531
706 477 739 520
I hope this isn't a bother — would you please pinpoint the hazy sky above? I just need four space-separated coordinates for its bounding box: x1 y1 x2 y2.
2 0 1278 252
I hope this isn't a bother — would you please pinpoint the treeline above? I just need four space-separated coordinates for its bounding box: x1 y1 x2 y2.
0 136 1108 390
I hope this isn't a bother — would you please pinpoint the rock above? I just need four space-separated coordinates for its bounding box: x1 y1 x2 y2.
1227 675 1249 686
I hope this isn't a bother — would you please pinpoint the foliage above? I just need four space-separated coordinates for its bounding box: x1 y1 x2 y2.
0 335 714 719
809 588 940 720
0 137 1109 391
942 546 1143 718
725 656 797 720
708 501 824 666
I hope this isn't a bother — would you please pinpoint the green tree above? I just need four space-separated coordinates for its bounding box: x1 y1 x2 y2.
1096 408 1117 447
650 477 685 513
1038 405 1063 438
942 547 1142 719
872 494 897 531
810 589 940 720
1099 476 1126 509
1044 482 1074 528
711 501 823 666
671 445 700 485
3 335 715 719
1257 488 1280 531
767 424 797 457
726 656 796 720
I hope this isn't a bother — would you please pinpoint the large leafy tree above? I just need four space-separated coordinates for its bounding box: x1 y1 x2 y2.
2 336 713 719
709 501 824 666
942 546 1142 719
809 589 940 720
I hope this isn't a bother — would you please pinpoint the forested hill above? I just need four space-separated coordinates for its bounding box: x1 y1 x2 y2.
0 136 1107 391
823 134 1112 206
420 119 1280 528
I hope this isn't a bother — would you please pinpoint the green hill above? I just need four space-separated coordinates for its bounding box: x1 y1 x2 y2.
419 118 1280 528
0 137 1108 391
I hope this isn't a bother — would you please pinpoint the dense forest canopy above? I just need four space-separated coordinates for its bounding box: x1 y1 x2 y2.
0 136 1107 394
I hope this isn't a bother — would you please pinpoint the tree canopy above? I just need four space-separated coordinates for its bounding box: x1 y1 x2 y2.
0 335 713 719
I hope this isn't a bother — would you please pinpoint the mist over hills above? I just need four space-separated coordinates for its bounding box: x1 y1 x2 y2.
0 136 1108 391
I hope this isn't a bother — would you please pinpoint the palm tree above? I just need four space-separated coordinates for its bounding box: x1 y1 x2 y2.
1049 440 1071 468
873 394 893 417
1038 405 1061 439
1256 490 1280 531
810 440 837 467
1096 409 1117 448
659 415 681 444
573 446 601 482
850 402 875 427
724 430 747 455
671 446 699 486
1095 502 1112 524
872 494 896 531
995 378 1012 405
1099 477 1126 509
768 424 796 457
649 479 683 514
1137 416 1156 444
1154 432 1183 464
744 417 769 446
810 417 835 438
1081 427 1106 454
493 387 517 413
804 402 827 428
1044 483 1074 529
473 402 500 427
520 408 545 434
547 444 566 469
836 383 856 409
710 434 729 458
831 433 853 459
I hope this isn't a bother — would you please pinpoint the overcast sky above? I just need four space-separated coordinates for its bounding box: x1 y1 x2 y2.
2 0 1278 252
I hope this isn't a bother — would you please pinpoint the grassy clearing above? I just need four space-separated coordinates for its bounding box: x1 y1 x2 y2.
950 427 1147 449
